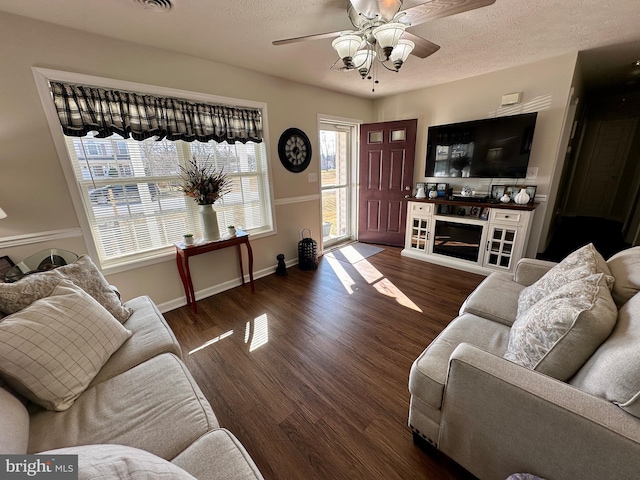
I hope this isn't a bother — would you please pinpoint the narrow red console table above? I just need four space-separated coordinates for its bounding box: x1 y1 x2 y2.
174 229 254 313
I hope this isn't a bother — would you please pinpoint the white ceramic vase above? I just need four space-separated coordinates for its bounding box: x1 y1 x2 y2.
500 193 511 203
199 204 220 241
428 189 438 199
415 186 427 199
514 188 531 205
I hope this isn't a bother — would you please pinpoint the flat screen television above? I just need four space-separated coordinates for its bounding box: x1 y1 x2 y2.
425 112 537 178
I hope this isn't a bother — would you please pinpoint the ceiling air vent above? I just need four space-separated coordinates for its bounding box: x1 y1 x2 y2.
134 0 173 12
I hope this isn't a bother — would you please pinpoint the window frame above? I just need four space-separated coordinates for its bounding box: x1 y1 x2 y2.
32 67 276 275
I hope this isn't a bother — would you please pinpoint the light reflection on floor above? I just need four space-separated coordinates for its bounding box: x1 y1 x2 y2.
189 330 234 355
246 314 269 352
189 314 270 355
326 247 422 312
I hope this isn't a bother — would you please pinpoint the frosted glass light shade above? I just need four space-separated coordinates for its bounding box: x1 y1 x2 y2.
389 39 415 70
372 23 405 49
353 49 376 74
332 34 362 61
0 207 6 219
390 39 415 63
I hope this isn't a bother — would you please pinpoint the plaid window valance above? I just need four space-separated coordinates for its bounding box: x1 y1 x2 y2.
49 81 263 144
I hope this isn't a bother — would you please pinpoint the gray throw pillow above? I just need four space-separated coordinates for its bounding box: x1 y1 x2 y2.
607 246 640 307
570 292 640 417
0 255 131 322
504 273 617 380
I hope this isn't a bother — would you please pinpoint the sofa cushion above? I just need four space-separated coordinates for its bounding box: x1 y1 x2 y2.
0 255 132 322
504 273 617 380
607 246 640 307
0 281 131 411
517 243 613 316
172 429 264 480
89 296 182 386
459 272 524 326
409 314 511 410
0 387 30 454
570 293 640 417
41 444 196 480
28 353 219 459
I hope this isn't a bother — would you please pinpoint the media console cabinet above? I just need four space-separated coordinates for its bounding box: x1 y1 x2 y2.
401 198 537 275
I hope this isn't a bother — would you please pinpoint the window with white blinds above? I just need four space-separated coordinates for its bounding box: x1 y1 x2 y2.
63 132 272 268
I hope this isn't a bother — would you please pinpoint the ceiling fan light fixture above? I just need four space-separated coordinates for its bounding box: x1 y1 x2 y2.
372 22 405 60
389 39 414 70
332 34 363 68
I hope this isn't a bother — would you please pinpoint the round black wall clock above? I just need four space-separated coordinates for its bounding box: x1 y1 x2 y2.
278 127 312 173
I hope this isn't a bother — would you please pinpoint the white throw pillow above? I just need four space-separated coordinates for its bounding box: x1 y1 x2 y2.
504 273 618 380
40 444 196 480
0 280 131 411
517 243 613 316
0 255 132 322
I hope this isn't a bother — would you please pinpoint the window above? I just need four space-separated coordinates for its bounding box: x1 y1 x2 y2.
33 68 273 271
63 133 271 269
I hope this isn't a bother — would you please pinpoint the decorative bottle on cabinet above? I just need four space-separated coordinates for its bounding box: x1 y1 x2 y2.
514 188 530 205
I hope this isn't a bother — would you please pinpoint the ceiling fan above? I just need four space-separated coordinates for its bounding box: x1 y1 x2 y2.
273 0 496 87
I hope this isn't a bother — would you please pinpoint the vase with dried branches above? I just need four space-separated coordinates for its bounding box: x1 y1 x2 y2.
180 156 232 241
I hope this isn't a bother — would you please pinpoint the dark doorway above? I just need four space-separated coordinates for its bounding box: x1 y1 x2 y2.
539 216 630 262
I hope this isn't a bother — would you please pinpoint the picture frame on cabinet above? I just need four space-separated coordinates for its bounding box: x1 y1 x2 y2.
470 206 481 217
480 207 490 220
426 183 449 197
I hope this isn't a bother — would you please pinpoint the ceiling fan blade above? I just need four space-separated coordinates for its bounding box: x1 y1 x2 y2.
349 0 402 24
273 30 349 46
401 32 440 58
398 0 496 27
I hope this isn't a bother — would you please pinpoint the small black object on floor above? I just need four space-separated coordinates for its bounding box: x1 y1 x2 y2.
275 254 288 276
539 216 630 262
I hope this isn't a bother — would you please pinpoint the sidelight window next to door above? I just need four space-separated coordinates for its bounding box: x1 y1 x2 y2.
319 121 357 247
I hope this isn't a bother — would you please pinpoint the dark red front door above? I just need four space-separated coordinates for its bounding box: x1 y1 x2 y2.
358 119 417 246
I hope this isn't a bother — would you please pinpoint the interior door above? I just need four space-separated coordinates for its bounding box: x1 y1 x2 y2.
358 119 417 246
575 118 637 219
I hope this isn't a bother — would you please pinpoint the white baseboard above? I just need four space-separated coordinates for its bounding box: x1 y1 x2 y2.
156 257 299 313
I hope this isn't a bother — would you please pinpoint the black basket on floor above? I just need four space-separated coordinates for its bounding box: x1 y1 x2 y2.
298 228 318 271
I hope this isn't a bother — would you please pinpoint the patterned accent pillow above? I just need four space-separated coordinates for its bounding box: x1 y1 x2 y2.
0 255 132 322
517 243 613 316
40 444 196 480
0 280 131 411
504 273 618 380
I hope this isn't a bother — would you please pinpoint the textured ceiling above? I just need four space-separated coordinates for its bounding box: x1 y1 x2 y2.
0 0 639 98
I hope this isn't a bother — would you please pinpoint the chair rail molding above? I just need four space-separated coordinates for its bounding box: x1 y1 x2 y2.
0 227 83 249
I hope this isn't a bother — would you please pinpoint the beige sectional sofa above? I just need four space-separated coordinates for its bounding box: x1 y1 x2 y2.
0 256 263 479
409 244 640 480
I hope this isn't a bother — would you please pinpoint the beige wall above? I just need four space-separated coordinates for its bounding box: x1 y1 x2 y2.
372 53 579 257
0 10 581 310
0 12 373 309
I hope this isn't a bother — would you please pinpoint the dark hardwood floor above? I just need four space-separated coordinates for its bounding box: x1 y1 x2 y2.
164 245 484 480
